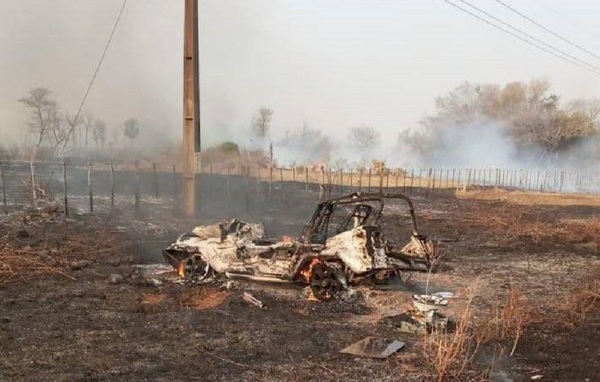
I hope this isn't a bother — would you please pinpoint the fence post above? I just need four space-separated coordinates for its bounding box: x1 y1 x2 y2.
328 168 332 195
367 168 372 193
62 161 68 216
445 169 449 190
339 169 344 194
280 167 284 183
30 160 37 209
268 165 273 196
244 165 250 210
305 167 309 193
409 169 415 194
358 168 363 192
349 169 353 192
256 167 260 194
87 162 93 213
395 169 400 189
378 168 384 195
172 164 178 203
110 161 115 210
134 161 140 212
0 163 7 214
227 166 231 197
293 166 296 182
153 162 159 198
402 170 406 193
426 168 432 199
451 168 456 189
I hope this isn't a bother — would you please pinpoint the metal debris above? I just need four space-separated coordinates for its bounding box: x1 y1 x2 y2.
340 337 405 359
412 294 449 312
109 274 124 284
381 310 456 334
242 292 265 309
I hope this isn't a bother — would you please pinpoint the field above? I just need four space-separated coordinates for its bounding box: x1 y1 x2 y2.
0 182 599 381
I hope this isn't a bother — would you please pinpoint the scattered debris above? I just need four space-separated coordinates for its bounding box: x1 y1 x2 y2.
109 274 124 284
242 292 265 309
223 280 239 291
381 310 456 334
340 337 405 359
412 294 449 312
433 291 454 299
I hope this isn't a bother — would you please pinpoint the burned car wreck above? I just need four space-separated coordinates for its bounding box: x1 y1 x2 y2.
163 192 439 301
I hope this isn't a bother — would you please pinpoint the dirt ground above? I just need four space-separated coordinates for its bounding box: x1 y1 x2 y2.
0 188 599 381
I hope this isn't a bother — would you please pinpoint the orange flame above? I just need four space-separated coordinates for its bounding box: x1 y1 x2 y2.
299 258 322 302
299 258 319 283
177 261 186 278
306 288 320 302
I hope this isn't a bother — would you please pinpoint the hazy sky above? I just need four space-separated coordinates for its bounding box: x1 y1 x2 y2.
2 0 600 148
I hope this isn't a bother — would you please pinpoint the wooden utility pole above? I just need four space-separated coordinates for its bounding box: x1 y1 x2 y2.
183 0 200 216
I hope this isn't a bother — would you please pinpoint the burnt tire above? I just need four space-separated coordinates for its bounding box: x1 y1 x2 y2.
181 255 213 281
309 262 341 301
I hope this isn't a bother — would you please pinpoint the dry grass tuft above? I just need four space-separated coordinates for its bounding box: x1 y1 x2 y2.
554 268 600 328
422 285 483 381
0 221 122 286
479 284 536 356
422 283 537 381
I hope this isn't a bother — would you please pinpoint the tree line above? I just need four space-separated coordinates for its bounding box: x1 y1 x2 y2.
12 87 140 159
400 78 600 162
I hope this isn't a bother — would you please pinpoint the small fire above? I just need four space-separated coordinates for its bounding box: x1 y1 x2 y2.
299 258 320 283
306 288 320 302
177 261 186 278
299 258 322 302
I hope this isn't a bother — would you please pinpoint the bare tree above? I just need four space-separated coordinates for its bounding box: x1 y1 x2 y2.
18 88 57 148
47 110 70 150
81 113 94 149
252 107 273 138
65 113 82 147
567 98 600 126
92 120 107 148
110 125 120 150
349 125 381 152
124 118 140 145
408 77 597 161
278 122 332 164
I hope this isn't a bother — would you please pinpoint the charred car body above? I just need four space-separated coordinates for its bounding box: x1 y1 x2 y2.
163 193 439 301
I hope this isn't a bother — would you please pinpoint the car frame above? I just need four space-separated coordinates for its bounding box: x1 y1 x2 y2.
163 192 439 300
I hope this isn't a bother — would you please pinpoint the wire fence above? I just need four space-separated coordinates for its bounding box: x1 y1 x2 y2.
0 160 596 216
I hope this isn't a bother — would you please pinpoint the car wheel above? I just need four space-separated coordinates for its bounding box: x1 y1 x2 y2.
309 262 341 301
181 255 213 281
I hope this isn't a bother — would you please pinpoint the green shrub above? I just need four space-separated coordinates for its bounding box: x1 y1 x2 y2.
219 141 240 154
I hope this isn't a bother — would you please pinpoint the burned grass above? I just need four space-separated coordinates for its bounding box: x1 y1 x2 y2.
0 190 599 381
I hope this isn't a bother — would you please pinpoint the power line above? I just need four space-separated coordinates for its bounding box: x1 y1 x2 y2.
494 0 600 62
440 0 600 76
454 0 600 73
73 0 128 125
